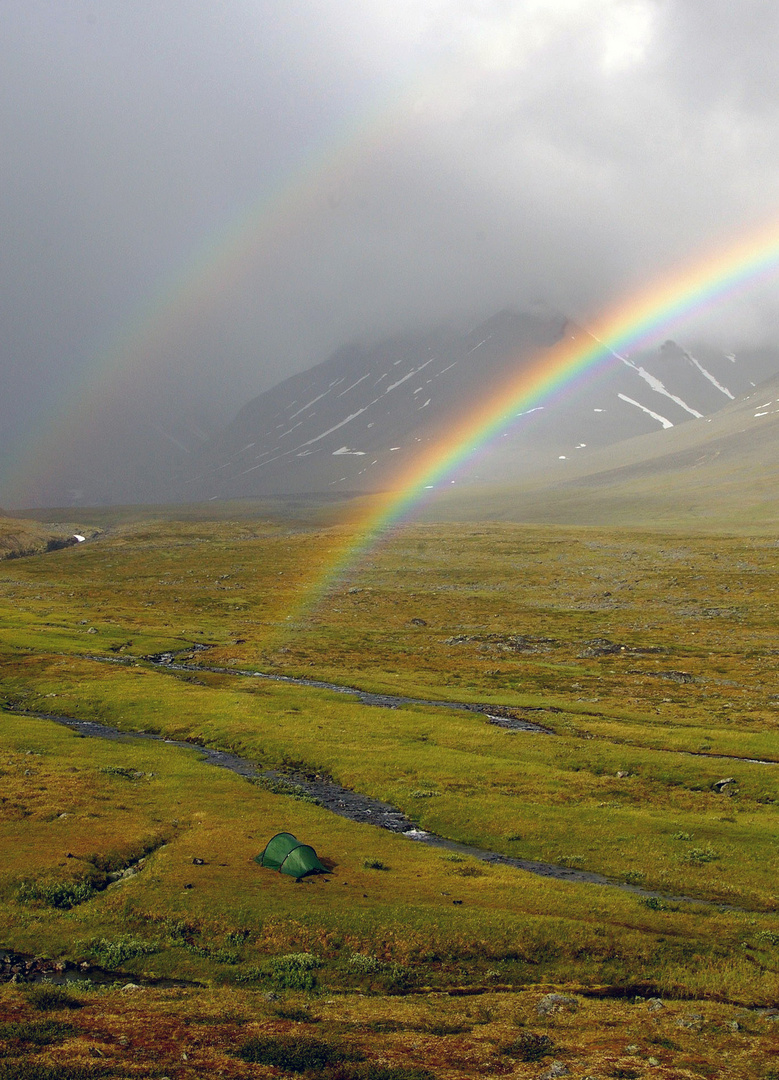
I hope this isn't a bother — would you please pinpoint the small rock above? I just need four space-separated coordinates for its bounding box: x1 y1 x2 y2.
647 998 664 1012
264 991 280 1001
87 627 97 634
540 1062 569 1079
192 857 205 865
616 771 630 778
410 618 427 626
648 1057 660 1066
625 1044 639 1053
727 1020 740 1032
121 983 140 992
676 1012 704 1030
537 993 579 1016
713 777 736 793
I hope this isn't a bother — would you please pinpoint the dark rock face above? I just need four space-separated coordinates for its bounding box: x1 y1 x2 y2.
174 309 774 502
0 951 74 982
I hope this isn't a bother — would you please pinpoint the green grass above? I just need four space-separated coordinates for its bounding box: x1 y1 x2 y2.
1 514 779 1012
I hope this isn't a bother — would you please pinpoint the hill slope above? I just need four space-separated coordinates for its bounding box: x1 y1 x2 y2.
423 376 779 530
0 515 88 558
176 309 778 502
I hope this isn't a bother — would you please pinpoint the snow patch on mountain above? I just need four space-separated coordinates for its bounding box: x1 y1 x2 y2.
685 350 734 398
593 335 704 418
385 359 434 394
289 387 334 419
624 359 703 418
338 373 370 397
618 393 674 428
297 408 372 449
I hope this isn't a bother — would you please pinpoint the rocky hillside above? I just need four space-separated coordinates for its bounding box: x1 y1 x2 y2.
177 309 779 501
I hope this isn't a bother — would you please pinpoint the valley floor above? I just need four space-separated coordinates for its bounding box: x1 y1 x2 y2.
1 513 778 1077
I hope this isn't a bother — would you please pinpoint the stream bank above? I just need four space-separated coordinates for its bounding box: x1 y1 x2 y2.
4 703 742 910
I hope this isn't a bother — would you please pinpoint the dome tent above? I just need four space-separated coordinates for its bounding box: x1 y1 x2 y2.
257 832 329 880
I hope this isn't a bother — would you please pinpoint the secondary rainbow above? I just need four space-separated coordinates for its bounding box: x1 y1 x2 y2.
288 216 779 618
1 67 422 506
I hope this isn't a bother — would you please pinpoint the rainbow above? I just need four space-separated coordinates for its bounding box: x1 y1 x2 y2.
286 218 779 618
1 69 422 506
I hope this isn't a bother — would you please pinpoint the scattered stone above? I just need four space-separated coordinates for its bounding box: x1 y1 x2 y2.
410 618 427 626
192 858 205 865
537 993 579 1016
648 1056 660 1066
647 998 664 1012
676 1012 704 1030
121 983 140 992
87 627 97 634
625 1044 639 1053
713 778 736 793
264 991 280 1001
540 1062 569 1079
726 1020 740 1032
616 771 630 778
578 638 666 658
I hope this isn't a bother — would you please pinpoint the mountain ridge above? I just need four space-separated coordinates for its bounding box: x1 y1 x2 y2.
174 308 779 503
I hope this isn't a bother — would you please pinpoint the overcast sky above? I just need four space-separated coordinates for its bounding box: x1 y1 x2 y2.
4 0 779 506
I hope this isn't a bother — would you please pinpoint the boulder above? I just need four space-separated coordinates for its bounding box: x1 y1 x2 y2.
536 993 579 1016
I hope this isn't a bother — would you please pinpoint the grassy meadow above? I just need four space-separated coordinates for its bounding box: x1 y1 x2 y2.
1 510 779 1077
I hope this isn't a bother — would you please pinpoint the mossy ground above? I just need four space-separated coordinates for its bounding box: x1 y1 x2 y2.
1 513 779 1075
1 981 778 1079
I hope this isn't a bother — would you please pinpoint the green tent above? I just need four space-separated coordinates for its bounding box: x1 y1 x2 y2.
257 832 329 880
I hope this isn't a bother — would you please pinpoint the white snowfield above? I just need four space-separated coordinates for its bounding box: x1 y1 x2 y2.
685 350 734 399
592 334 704 418
618 393 674 428
288 385 335 420
384 358 434 394
337 374 370 397
623 358 703 418
187 315 774 500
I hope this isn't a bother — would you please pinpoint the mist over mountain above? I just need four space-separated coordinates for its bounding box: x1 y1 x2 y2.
13 303 778 511
171 308 779 504
425 367 779 531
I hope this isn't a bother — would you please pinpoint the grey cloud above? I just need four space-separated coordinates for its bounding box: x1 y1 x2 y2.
3 0 779 505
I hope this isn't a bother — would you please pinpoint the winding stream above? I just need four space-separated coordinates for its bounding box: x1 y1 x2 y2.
144 649 553 733
4 645 774 910
2 680 748 910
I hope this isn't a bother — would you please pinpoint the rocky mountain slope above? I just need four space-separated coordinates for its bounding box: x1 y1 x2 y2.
426 372 779 530
177 309 779 501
